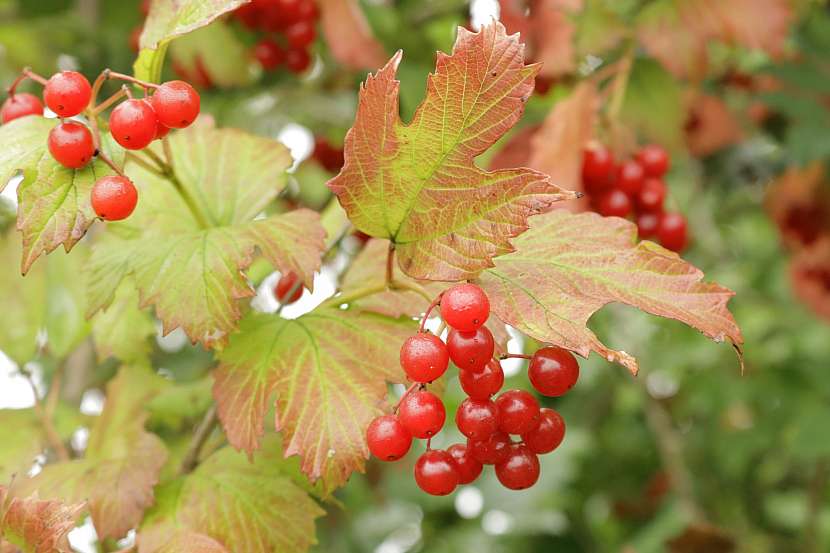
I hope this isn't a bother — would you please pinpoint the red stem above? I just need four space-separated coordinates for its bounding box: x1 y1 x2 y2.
393 382 421 413
500 353 532 360
7 68 47 95
418 293 444 333
107 70 159 90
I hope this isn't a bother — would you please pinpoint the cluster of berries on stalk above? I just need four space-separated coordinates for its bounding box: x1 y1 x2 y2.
1 67 200 222
582 142 689 253
366 283 580 495
236 0 320 75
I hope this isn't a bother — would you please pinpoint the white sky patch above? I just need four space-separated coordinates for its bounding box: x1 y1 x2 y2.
470 0 500 30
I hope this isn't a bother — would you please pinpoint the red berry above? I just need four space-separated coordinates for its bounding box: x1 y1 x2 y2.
459 360 504 400
313 137 344 172
43 71 92 117
400 333 449 383
455 398 499 441
597 189 632 218
154 120 171 140
398 390 445 439
636 212 661 239
467 431 510 465
616 160 645 196
414 450 459 496
1 93 43 123
91 175 138 221
297 0 319 20
637 144 670 178
235 2 262 29
274 271 304 304
440 283 490 332
366 414 412 461
285 21 316 49
109 99 158 150
528 346 579 397
253 38 284 70
582 143 615 190
658 212 688 252
285 48 312 73
48 121 95 169
150 80 200 129
447 443 483 484
446 327 494 373
495 444 540 490
522 408 565 454
495 389 540 435
636 178 667 212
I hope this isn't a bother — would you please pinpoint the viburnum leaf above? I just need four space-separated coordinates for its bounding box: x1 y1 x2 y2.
138 437 324 553
15 367 168 541
790 239 830 323
91 281 155 362
684 92 744 157
328 21 578 281
86 122 326 347
479 210 743 375
0 486 84 553
214 309 413 490
168 21 254 88
318 0 387 71
765 163 830 251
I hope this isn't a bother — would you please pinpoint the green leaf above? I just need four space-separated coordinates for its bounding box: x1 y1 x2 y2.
168 21 254 88
91 281 155 363
138 438 324 553
620 58 684 150
0 486 84 553
147 377 213 430
214 309 414 491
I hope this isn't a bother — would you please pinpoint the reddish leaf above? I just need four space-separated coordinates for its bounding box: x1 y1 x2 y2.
684 92 743 157
667 523 735 553
790 239 830 323
0 486 84 553
318 0 387 70
765 163 830 251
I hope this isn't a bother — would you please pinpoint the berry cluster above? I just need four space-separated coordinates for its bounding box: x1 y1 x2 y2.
582 142 689 253
1 67 200 222
366 283 579 495
235 0 319 75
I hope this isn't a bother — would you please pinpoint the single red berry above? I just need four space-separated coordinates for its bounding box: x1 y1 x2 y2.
597 189 632 218
636 178 667 212
285 48 312 73
658 212 688 252
253 38 284 71
528 346 579 397
467 431 511 465
109 99 158 150
235 2 262 29
616 160 645 196
400 333 449 383
398 390 445 439
495 444 540 490
150 80 200 129
43 71 92 117
440 283 490 332
522 408 565 454
414 450 459 496
636 212 661 239
91 175 138 221
446 326 494 373
459 360 504 400
48 121 95 169
582 143 615 190
637 144 670 178
1 93 43 123
285 21 316 49
366 414 412 461
297 0 319 20
447 443 483 484
274 271 304 304
313 137 344 172
455 397 499 441
154 120 171 140
495 389 541 435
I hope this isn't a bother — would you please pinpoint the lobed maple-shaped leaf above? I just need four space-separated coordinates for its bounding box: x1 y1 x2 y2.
0 486 84 553
91 281 155 362
318 0 387 71
214 309 413 491
328 21 578 281
86 122 326 347
138 438 324 553
15 367 168 541
479 210 743 375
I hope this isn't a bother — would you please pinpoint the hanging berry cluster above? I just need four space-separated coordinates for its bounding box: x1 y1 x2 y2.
366 283 579 495
582 142 689 253
1 67 200 222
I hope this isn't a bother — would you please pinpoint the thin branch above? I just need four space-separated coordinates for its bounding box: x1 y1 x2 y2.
385 243 395 286
418 293 443 332
179 403 218 475
394 382 421 414
162 135 175 170
7 67 47 95
106 70 159 91
500 353 531 360
92 88 127 115
97 151 125 177
142 147 170 175
125 152 165 176
19 366 69 462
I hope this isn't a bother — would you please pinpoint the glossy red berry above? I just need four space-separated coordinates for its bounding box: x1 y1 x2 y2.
636 212 661 239
636 178 667 212
446 326 494 373
154 119 171 140
285 21 316 48
1 93 43 123
366 414 412 461
400 333 449 383
414 450 459 496
398 390 445 439
48 121 95 169
43 71 92 117
495 390 541 435
459 360 504 400
285 48 312 73
582 143 615 190
616 160 645 196
455 398 499 441
150 80 200 129
440 283 490 332
467 431 510 465
522 408 565 454
312 137 344 172
253 39 284 70
297 0 319 20
495 444 540 490
274 272 304 304
528 346 579 397
597 189 632 218
109 99 158 150
658 212 688 252
91 176 138 221
447 443 483 484
637 144 670 178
